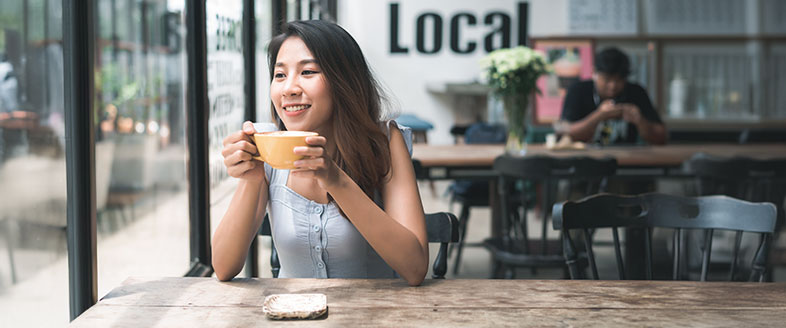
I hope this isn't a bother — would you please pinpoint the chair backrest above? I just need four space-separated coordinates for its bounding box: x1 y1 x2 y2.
685 153 786 228
494 155 618 180
686 153 786 186
258 212 459 279
490 155 618 262
424 212 460 278
258 215 280 278
492 155 618 228
738 128 786 144
464 123 507 144
411 159 428 180
552 193 777 281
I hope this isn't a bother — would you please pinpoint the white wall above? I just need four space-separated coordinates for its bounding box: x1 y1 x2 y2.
529 0 567 37
339 0 566 144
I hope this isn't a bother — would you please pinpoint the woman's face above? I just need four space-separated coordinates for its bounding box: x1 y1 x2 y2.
270 36 333 134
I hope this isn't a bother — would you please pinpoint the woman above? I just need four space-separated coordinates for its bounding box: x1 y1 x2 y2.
212 20 428 286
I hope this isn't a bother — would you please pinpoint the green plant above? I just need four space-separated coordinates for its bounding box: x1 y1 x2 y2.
480 46 550 142
95 62 165 135
98 63 140 108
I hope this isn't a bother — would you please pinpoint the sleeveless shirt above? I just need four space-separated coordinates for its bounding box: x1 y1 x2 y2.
263 121 413 278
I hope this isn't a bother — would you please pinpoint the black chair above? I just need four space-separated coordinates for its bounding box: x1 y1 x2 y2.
448 122 507 275
685 153 786 279
253 212 460 279
449 124 469 144
483 155 617 278
424 212 461 278
552 193 777 281
686 153 786 226
738 128 786 144
411 159 427 180
258 214 280 278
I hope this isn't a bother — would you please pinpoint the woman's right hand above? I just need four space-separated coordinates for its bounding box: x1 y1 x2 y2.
222 121 265 182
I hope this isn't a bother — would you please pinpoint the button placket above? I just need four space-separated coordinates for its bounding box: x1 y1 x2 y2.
311 203 327 277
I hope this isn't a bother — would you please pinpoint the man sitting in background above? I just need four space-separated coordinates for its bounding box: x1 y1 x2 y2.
561 48 667 279
561 47 666 145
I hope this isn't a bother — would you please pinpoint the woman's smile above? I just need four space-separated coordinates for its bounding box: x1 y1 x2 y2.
283 104 311 112
282 104 312 117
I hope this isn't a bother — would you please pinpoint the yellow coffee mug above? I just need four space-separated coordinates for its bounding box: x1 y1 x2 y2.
253 131 319 169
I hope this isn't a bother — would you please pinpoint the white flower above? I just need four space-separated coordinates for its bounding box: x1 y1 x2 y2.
479 46 551 95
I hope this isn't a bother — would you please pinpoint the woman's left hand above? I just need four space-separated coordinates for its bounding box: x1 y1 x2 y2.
291 136 344 190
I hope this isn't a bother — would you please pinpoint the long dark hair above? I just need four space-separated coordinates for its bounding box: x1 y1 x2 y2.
268 20 391 200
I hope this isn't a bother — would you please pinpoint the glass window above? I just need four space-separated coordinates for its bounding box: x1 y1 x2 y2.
251 0 275 277
287 0 301 21
256 0 273 123
662 43 755 120
94 0 191 301
0 0 68 325
287 0 336 22
206 0 246 274
765 43 786 119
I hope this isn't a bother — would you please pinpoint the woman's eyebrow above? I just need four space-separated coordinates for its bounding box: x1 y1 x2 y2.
275 59 319 67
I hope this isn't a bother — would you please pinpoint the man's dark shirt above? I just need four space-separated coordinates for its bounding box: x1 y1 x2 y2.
561 80 662 144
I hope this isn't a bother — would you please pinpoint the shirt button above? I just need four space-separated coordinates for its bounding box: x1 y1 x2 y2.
313 225 320 232
317 262 324 268
315 245 322 252
314 206 323 214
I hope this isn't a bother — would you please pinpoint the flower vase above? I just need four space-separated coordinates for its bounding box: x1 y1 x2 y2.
503 94 529 156
505 131 527 156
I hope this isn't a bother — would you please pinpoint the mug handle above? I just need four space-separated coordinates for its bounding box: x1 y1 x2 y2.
252 154 264 162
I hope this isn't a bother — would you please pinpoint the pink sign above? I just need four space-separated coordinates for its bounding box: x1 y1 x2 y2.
534 40 594 124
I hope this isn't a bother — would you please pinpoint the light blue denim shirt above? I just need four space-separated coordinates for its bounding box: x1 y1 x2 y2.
263 121 412 278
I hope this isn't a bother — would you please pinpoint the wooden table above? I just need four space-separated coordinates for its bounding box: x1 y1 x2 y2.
413 143 786 175
70 277 786 327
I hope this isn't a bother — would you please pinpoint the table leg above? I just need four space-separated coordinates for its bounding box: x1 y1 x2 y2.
490 180 501 238
2 218 17 284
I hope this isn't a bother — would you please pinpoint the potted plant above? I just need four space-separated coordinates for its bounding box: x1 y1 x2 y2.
480 46 550 154
96 63 162 192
